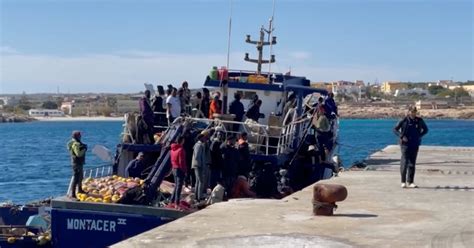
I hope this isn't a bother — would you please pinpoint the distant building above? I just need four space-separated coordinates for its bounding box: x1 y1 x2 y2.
310 82 332 92
394 88 430 97
116 99 139 113
462 85 474 97
61 101 73 115
428 80 459 89
29 109 65 117
415 100 448 110
0 96 19 106
381 81 406 94
331 81 366 99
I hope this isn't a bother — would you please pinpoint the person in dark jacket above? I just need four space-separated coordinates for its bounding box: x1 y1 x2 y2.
237 132 251 177
151 86 166 128
125 152 146 178
248 94 259 109
393 106 428 188
324 92 338 117
170 136 187 208
229 92 245 132
201 88 211 119
246 99 262 122
221 136 239 193
209 131 224 189
138 90 154 143
67 131 87 199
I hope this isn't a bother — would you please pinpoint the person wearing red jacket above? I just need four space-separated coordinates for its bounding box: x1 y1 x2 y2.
170 136 187 208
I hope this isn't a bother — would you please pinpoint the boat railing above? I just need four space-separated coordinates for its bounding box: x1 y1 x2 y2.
67 164 113 196
83 164 114 179
176 113 310 156
152 111 168 130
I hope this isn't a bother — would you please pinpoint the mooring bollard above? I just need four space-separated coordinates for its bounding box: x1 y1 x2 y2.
312 184 347 216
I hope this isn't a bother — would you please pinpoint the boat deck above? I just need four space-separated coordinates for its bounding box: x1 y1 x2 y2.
113 145 474 247
51 196 186 220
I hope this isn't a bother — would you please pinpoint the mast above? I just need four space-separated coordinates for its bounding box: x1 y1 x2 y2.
268 0 276 75
226 0 233 69
244 23 277 75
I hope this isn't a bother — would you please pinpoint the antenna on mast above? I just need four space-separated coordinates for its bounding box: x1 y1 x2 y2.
244 25 277 75
226 0 233 69
268 0 276 75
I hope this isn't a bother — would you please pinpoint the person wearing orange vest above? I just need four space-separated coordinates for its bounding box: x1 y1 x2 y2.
209 93 222 118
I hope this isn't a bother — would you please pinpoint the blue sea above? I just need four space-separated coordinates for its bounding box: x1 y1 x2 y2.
0 119 473 203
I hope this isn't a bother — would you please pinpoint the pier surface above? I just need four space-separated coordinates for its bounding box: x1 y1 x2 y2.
114 145 474 247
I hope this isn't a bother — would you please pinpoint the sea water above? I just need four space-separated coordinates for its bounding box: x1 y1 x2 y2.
0 119 472 203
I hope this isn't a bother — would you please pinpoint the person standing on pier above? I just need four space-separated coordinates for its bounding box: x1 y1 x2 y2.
67 131 87 199
393 106 428 188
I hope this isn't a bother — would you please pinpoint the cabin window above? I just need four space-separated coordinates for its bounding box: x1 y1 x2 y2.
237 90 257 100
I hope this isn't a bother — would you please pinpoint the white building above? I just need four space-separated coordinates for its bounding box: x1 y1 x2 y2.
29 109 65 117
61 101 73 115
331 81 365 99
394 88 430 97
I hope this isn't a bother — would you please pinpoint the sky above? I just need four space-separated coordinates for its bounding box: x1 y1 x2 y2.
0 0 473 94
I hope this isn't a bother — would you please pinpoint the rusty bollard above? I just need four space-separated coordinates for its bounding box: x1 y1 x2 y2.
312 184 347 216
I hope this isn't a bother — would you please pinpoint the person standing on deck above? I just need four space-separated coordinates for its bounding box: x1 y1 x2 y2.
151 86 166 128
170 136 187 209
324 92 338 117
248 94 259 109
246 99 262 122
67 131 87 199
393 106 428 188
201 88 211 119
166 88 181 125
182 81 192 113
229 92 245 132
209 93 222 118
125 152 146 178
139 90 154 143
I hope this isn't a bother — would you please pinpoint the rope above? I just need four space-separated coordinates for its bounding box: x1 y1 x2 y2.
312 200 337 211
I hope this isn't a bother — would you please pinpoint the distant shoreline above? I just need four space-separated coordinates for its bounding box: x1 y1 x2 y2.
338 105 474 120
34 116 123 122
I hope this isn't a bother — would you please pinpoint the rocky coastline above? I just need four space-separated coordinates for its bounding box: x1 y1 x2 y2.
338 105 474 119
0 113 36 123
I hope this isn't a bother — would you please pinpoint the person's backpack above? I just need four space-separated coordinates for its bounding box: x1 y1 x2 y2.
315 115 331 132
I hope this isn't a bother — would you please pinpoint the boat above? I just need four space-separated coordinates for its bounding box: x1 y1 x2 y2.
2 23 340 248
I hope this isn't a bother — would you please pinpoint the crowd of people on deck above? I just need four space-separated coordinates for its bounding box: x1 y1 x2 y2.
136 81 264 145
120 82 340 208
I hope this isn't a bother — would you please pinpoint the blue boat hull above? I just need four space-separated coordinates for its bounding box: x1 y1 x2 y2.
51 208 171 248
50 197 188 248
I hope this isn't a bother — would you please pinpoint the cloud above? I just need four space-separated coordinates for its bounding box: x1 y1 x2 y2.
0 46 19 55
288 51 311 60
0 48 421 93
0 50 255 93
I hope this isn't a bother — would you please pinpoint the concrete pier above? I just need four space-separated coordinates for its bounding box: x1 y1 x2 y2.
114 145 474 247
